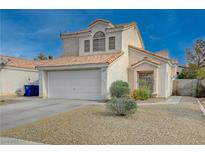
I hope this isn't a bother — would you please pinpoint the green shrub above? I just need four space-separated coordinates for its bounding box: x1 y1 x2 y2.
131 88 150 100
196 80 205 97
106 97 137 116
110 80 129 98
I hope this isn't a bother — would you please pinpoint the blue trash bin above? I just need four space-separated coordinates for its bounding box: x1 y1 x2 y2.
24 85 32 96
31 85 35 96
25 85 39 96
34 85 39 96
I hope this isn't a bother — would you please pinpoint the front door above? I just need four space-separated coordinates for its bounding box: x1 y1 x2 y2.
138 71 154 94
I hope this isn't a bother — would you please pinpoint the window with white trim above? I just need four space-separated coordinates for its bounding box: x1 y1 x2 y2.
109 36 115 50
93 31 105 52
84 40 90 52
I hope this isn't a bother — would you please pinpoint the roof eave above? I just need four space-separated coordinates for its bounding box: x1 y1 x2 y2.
89 19 114 28
129 45 172 62
131 60 160 68
60 32 91 39
2 65 37 71
36 63 109 71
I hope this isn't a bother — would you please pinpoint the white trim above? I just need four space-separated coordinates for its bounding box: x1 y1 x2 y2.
1 65 38 72
37 63 109 71
106 28 123 33
132 60 160 68
61 32 91 39
61 23 132 39
89 21 114 29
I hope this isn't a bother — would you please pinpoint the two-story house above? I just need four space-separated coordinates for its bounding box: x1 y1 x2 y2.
37 19 178 100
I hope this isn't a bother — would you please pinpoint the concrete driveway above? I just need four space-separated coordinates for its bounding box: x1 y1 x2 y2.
0 98 99 131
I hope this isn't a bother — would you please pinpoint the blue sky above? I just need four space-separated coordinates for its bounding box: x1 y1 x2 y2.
0 10 205 64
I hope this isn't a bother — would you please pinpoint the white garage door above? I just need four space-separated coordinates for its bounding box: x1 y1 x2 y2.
48 69 101 100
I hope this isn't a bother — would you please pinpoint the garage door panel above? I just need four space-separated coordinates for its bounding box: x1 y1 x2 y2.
48 70 101 100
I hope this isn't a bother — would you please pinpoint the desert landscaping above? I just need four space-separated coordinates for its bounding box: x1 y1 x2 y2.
1 97 204 145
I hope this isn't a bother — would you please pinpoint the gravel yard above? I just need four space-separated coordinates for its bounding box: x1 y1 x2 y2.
0 96 28 105
137 97 166 103
0 97 204 144
0 99 21 105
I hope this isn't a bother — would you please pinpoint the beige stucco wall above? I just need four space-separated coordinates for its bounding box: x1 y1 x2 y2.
122 28 143 51
105 27 144 97
129 62 160 97
0 67 39 96
0 70 2 96
106 54 128 97
164 63 171 97
79 24 123 56
171 65 178 78
39 70 48 98
62 22 143 57
128 48 174 98
63 37 79 56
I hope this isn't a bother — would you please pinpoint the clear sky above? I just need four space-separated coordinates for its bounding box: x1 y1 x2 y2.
1 9 205 64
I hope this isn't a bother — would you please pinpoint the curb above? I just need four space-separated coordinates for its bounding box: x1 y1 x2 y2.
196 98 205 116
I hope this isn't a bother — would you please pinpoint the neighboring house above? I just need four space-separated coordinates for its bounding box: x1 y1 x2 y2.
0 55 41 96
37 19 178 100
177 65 187 76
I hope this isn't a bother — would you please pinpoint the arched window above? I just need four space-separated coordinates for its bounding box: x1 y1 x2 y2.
93 31 105 52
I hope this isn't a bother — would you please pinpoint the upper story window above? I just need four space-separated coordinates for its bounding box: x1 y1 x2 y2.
84 40 90 52
109 36 115 50
93 31 105 52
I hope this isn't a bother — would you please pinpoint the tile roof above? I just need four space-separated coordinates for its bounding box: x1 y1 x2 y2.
37 52 123 68
61 21 137 36
110 22 137 29
0 55 47 69
61 29 91 36
89 19 113 28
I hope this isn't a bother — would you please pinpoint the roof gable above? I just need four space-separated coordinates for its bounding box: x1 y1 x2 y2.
129 45 177 65
61 19 140 37
89 19 114 28
131 57 160 68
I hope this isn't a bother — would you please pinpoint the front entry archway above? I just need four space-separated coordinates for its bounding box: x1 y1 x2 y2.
129 57 160 97
137 71 154 94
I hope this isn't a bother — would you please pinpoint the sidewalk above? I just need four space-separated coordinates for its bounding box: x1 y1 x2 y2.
138 96 182 106
0 137 44 145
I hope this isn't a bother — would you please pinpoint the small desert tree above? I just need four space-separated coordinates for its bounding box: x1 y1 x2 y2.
186 39 205 97
178 40 205 79
197 68 205 80
34 53 53 60
186 39 205 69
177 64 198 79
